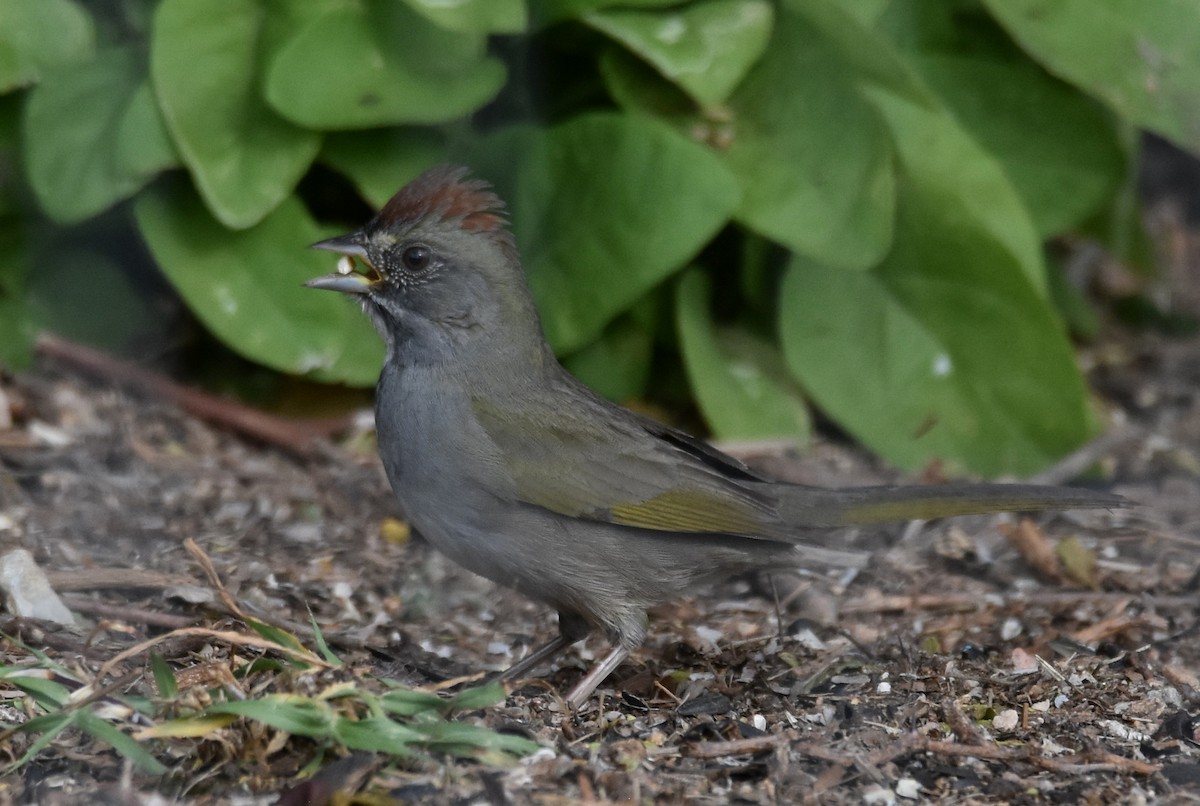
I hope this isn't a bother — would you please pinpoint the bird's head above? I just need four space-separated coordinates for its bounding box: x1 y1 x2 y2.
307 165 544 368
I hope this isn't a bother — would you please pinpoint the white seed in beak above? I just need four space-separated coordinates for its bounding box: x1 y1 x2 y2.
336 255 355 275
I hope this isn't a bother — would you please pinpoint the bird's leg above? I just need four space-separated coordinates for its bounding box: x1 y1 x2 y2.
565 644 631 710
499 611 588 682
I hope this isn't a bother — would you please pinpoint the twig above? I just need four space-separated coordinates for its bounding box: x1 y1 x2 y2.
183 538 249 622
95 626 332 680
687 733 792 758
1028 427 1139 486
47 568 200 592
60 596 197 629
35 333 352 455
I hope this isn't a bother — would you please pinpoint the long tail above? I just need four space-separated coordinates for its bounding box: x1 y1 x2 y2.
778 483 1127 529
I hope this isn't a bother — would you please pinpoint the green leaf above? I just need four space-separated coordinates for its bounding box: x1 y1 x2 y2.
26 246 167 356
401 0 527 34
321 128 447 209
137 713 238 739
585 0 773 108
243 618 308 655
151 0 320 228
912 54 1124 237
865 88 1048 295
982 0 1200 152
724 7 896 270
331 715 420 754
23 47 176 223
3 711 74 773
307 607 342 667
676 270 809 442
0 218 33 369
471 112 740 352
0 0 95 93
416 720 540 757
779 180 1090 476
264 0 506 130
562 313 655 402
445 682 507 711
76 712 168 775
206 695 333 738
378 686 447 716
1 673 72 710
533 0 681 27
134 181 384 385
148 653 178 700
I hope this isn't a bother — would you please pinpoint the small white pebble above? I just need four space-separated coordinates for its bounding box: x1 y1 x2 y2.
861 784 896 805
337 255 355 275
29 420 71 447
877 681 892 694
992 709 1019 732
1054 693 1070 708
1000 617 1022 641
487 642 511 655
752 713 767 731
895 778 922 799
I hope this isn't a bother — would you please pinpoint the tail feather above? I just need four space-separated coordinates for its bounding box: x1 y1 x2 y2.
778 483 1127 529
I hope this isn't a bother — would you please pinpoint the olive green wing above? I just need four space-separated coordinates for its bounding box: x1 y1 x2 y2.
470 393 788 540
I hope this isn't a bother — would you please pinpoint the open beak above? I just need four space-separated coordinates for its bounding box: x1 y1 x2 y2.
306 233 380 295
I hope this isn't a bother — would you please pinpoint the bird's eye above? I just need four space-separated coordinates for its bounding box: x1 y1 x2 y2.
401 244 432 273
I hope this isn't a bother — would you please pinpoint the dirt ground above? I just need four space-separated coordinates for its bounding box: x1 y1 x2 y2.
1 204 1199 802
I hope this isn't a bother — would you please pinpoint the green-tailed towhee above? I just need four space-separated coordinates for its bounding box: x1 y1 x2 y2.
307 165 1125 709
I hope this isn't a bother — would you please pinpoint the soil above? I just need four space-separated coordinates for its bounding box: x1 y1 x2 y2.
0 203 1198 803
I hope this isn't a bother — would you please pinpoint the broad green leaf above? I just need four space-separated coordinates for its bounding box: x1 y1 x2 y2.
134 181 384 385
27 248 166 355
563 313 655 402
982 0 1200 152
151 0 320 228
676 271 808 442
532 0 680 27
321 128 447 209
0 0 95 92
24 47 176 224
780 180 1089 477
0 218 33 369
402 0 526 34
866 89 1047 295
724 8 895 270
585 0 773 108
265 0 506 130
786 0 1049 290
912 55 1124 237
471 113 739 352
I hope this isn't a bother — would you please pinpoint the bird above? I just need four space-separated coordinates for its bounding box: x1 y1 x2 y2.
306 164 1126 709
